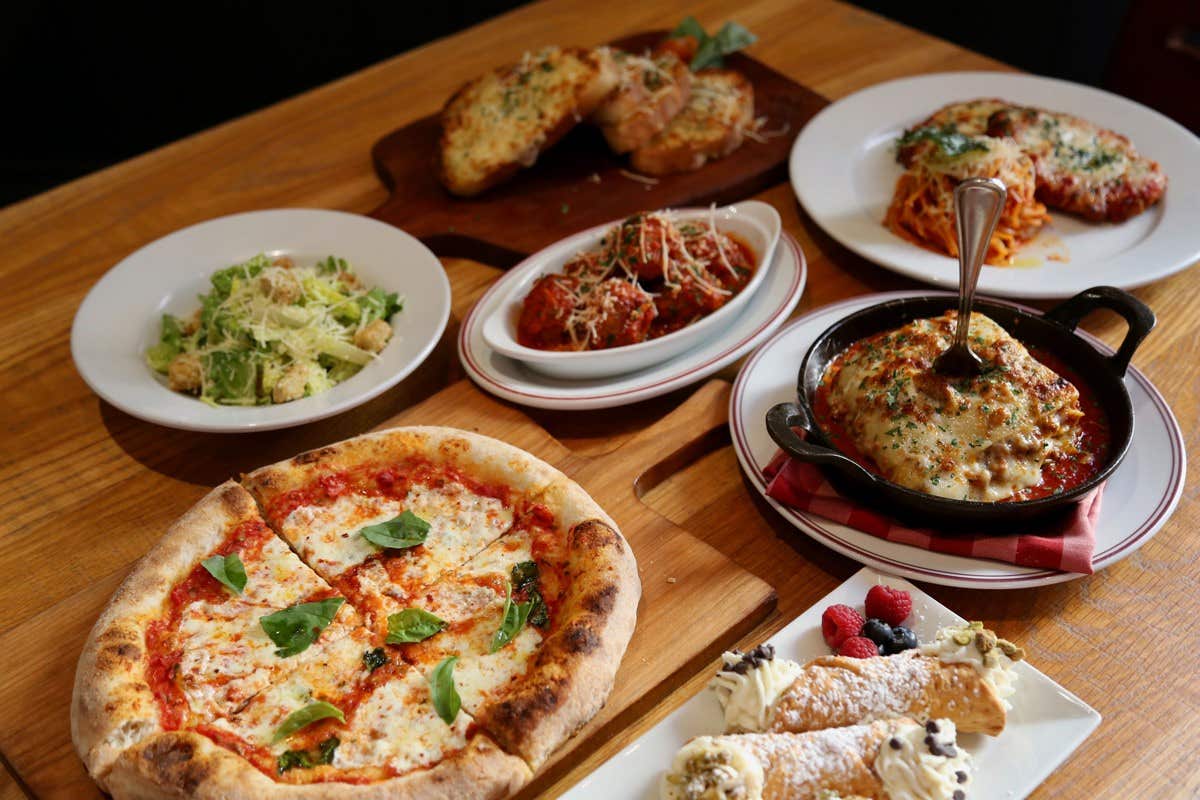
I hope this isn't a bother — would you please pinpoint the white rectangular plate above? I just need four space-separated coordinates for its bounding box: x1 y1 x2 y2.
563 568 1100 800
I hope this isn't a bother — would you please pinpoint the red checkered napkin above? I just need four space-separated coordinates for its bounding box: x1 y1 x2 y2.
763 451 1101 574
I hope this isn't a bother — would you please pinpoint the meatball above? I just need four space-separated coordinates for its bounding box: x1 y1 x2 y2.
615 214 685 282
517 275 579 350
167 353 203 393
354 319 392 353
587 278 656 349
651 270 728 337
272 363 308 404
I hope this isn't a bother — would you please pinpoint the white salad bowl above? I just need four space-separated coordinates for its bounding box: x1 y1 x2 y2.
479 201 782 380
71 209 450 432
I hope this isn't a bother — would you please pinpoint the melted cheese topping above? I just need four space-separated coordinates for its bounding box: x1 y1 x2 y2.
334 668 473 773
401 533 543 712
175 536 350 719
825 312 1084 501
280 484 512 600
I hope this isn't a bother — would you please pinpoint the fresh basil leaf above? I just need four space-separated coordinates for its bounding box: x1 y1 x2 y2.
359 511 430 549
489 582 534 653
386 608 447 644
363 648 388 672
276 735 340 774
527 588 549 629
260 598 345 658
688 19 757 71
429 656 461 725
671 15 707 40
272 701 344 743
200 552 247 595
511 560 539 593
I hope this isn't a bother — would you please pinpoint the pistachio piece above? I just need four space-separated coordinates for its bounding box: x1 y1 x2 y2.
974 628 998 653
952 630 974 646
997 639 1026 661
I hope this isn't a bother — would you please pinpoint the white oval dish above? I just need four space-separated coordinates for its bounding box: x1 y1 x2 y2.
480 201 782 380
71 209 450 433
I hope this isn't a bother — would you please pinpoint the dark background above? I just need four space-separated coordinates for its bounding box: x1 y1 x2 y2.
3 0 1196 209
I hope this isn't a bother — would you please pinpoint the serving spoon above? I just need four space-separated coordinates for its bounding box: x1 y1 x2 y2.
933 176 1008 376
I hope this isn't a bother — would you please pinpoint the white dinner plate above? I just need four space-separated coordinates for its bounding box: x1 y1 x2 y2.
563 567 1100 800
789 71 1200 299
458 233 807 410
729 291 1186 589
71 209 450 432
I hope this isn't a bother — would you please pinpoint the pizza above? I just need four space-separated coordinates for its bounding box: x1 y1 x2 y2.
71 427 640 799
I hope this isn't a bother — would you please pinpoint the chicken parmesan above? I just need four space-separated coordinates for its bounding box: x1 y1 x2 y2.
516 209 755 351
71 427 640 799
814 312 1108 502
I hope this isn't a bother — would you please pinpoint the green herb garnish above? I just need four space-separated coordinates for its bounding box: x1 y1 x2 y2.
272 702 344 744
200 552 247 595
260 597 345 658
359 511 430 549
386 608 447 644
277 736 340 774
429 656 461 725
670 16 757 71
897 124 989 159
362 648 388 672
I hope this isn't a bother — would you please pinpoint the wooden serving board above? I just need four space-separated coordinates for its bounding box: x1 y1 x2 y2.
0 378 773 799
368 31 829 266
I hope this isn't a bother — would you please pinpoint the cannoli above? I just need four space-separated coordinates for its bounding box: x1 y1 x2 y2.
661 717 974 800
711 625 1023 737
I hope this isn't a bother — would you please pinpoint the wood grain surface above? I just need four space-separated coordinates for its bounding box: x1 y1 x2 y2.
0 0 1196 798
369 31 827 264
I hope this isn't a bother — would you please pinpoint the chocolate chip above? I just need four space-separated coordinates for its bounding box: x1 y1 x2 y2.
953 791 965 800
889 737 902 750
925 720 940 734
957 771 968 784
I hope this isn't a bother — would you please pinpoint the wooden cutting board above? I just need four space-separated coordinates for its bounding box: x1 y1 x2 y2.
368 31 829 266
0 378 773 798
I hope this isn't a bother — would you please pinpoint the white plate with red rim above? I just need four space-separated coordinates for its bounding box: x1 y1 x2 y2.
458 233 806 410
729 291 1186 589
480 201 782 380
71 209 450 432
789 71 1200 299
562 567 1100 800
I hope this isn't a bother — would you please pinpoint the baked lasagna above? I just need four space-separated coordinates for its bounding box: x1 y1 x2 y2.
815 312 1092 502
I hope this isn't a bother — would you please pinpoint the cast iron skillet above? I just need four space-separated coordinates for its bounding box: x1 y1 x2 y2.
765 286 1155 529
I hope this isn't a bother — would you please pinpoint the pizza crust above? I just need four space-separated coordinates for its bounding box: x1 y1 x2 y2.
105 730 530 800
242 427 566 518
474 478 640 770
71 481 262 790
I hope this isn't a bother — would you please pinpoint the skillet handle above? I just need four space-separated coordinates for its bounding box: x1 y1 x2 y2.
1042 286 1156 378
766 402 875 480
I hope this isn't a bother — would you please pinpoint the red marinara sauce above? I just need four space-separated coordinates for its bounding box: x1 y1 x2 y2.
811 346 1110 502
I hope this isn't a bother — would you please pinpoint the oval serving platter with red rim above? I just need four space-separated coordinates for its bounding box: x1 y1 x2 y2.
459 233 806 410
730 290 1186 589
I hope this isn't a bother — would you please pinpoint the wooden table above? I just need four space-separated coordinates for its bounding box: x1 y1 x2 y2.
1 1 1197 797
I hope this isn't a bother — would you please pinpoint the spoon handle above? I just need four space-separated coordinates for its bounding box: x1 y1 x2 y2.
952 177 1007 348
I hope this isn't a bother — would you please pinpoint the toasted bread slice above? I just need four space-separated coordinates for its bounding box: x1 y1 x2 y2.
897 98 1011 166
629 68 754 176
437 46 619 196
987 105 1167 222
591 50 692 154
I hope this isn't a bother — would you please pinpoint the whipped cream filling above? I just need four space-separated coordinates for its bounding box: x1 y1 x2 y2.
875 718 973 800
708 645 803 732
921 623 1022 709
661 736 764 800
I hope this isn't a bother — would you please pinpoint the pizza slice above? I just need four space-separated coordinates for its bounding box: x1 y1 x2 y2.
241 427 565 628
71 482 360 789
394 476 639 770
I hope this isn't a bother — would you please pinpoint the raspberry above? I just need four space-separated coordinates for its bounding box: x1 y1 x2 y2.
821 604 865 649
865 585 912 626
838 636 880 659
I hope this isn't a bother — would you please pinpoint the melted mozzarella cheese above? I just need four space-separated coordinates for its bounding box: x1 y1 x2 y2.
827 312 1084 501
280 484 513 593
334 668 472 773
